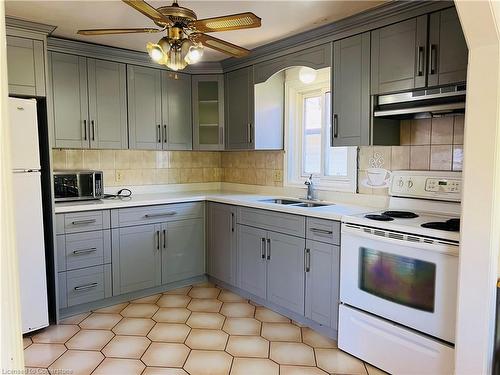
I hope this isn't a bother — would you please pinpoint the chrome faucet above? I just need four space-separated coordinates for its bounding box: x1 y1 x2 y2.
304 174 314 200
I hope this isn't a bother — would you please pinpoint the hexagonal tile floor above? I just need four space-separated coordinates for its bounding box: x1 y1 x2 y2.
23 282 388 374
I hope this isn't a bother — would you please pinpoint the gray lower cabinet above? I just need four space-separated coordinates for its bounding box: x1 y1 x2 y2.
237 224 268 299
266 231 305 315
225 66 254 150
128 65 192 150
111 224 162 295
207 203 237 285
161 218 204 284
332 32 370 147
50 52 128 149
305 239 340 328
6 35 46 96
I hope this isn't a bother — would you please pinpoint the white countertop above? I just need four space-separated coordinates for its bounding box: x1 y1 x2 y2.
54 191 374 221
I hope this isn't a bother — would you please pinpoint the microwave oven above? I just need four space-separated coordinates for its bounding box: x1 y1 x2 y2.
54 170 104 202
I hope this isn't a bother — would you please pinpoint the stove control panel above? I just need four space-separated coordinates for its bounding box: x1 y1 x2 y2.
389 171 462 202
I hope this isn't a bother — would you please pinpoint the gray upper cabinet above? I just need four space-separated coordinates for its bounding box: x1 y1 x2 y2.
266 231 305 315
237 224 267 299
128 65 162 150
192 75 225 150
7 35 46 97
162 71 193 150
332 32 370 146
208 203 236 285
111 224 161 295
371 16 428 94
87 59 128 149
225 66 254 150
50 52 128 149
50 52 89 149
161 218 204 284
428 8 468 86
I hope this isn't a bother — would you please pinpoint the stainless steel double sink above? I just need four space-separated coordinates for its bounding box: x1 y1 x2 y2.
258 198 332 208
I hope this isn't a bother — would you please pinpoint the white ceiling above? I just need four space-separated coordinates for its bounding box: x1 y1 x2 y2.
5 0 387 62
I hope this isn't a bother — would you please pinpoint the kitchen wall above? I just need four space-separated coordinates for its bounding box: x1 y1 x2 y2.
52 149 285 188
358 114 465 195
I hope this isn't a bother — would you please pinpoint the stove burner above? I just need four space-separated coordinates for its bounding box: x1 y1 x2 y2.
421 218 460 232
365 214 394 222
382 210 419 219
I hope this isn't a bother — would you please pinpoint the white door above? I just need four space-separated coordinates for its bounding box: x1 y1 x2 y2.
12 171 49 333
9 97 40 170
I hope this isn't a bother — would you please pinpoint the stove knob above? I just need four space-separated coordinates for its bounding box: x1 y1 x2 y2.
407 180 414 188
398 179 404 187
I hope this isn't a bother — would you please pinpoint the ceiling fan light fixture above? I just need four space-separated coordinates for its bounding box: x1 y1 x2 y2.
185 43 204 64
146 42 164 62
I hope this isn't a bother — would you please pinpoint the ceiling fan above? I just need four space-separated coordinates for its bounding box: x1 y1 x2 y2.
77 0 261 71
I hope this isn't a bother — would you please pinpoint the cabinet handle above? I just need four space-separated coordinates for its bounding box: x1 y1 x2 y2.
247 123 253 144
333 114 339 141
163 124 167 144
144 212 177 218
91 120 95 141
74 282 98 291
163 229 166 249
72 248 97 256
266 238 271 260
261 238 266 259
71 219 96 225
310 228 333 235
305 248 311 272
83 119 87 141
156 230 160 250
417 46 424 76
430 44 437 75
157 124 161 143
231 212 235 232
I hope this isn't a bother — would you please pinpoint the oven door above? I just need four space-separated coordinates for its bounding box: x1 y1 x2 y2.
340 223 458 343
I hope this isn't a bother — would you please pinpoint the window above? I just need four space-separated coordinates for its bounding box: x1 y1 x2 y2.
285 67 357 192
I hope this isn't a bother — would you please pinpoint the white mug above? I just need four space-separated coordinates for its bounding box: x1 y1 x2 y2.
366 168 391 187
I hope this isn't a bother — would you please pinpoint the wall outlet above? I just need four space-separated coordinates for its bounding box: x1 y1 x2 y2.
273 170 283 183
115 170 124 183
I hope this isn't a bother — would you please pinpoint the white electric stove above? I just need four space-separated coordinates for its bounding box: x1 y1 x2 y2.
338 170 462 375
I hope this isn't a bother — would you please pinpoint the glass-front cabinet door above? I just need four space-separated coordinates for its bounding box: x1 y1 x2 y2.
192 74 224 150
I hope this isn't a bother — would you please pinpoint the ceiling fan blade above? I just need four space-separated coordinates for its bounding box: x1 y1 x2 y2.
122 0 168 24
78 27 162 35
191 12 261 33
192 33 250 57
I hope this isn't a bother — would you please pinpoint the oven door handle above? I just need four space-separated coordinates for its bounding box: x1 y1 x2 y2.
341 224 459 256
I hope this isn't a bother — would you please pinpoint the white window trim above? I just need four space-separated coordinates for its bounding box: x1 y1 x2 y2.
284 72 357 193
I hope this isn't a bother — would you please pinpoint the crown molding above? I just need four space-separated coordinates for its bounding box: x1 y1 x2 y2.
221 0 453 72
6 17 56 35
47 37 223 74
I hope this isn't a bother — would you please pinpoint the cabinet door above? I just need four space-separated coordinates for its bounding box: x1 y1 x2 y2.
7 36 45 96
371 16 428 94
50 52 89 149
192 75 225 150
237 224 267 299
267 232 306 315
162 71 193 150
332 32 370 146
208 203 236 285
88 59 128 149
428 8 468 86
305 240 340 328
111 224 161 295
162 218 204 284
225 66 254 150
127 65 162 150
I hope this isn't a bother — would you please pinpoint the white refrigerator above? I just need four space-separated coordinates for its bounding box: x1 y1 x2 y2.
9 97 49 333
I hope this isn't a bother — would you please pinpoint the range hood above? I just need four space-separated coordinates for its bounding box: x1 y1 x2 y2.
373 84 466 119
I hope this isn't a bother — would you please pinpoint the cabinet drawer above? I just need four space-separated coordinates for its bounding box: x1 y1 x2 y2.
57 230 111 272
66 264 111 307
63 211 110 233
237 207 305 237
306 218 340 245
112 202 204 227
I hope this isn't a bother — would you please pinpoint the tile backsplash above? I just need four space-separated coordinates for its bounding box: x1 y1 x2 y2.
52 149 285 188
358 114 464 195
